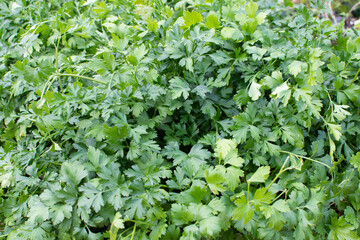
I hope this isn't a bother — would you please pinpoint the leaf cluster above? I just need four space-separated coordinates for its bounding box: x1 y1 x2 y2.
0 0 360 239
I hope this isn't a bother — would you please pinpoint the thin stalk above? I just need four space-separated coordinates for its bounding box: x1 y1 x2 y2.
344 55 354 69
272 189 288 202
348 68 360 87
124 219 154 226
54 37 64 92
326 170 354 200
123 231 134 240
21 20 53 37
130 223 136 240
107 73 115 91
345 2 360 25
328 1 337 24
220 0 223 17
41 75 58 100
53 73 107 85
279 150 331 169
265 156 289 191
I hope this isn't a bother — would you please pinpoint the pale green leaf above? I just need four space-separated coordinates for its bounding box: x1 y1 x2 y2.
328 123 342 141
350 152 360 169
214 138 237 159
183 11 203 27
248 81 262 101
248 166 270 183
205 12 220 29
272 200 291 213
288 60 306 77
245 0 258 18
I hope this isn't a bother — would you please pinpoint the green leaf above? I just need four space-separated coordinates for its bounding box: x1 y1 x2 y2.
183 11 203 27
245 0 258 18
199 216 221 236
169 77 191 99
125 198 146 219
60 162 88 185
350 152 360 169
27 202 50 224
214 139 237 159
328 217 359 240
192 85 210 98
288 60 306 77
332 104 351 121
248 166 270 183
245 46 267 61
272 200 291 213
327 54 345 72
149 222 168 240
209 51 232 65
130 125 148 143
51 204 72 225
205 168 226 195
109 213 124 240
171 204 193 225
268 211 285 231
328 123 342 141
271 82 289 98
225 151 244 167
133 44 148 62
221 27 243 41
233 195 254 224
252 188 274 206
225 166 243 191
205 12 220 29
248 81 262 101
255 12 267 24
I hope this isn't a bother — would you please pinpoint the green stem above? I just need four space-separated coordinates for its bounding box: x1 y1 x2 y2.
53 73 107 85
344 55 354 70
279 150 331 169
184 178 193 190
326 169 354 201
247 182 250 199
55 38 60 72
124 219 154 226
41 75 58 99
130 223 136 240
107 73 115 91
265 156 289 191
54 37 64 92
348 68 360 87
21 20 53 37
220 0 223 17
272 189 288 202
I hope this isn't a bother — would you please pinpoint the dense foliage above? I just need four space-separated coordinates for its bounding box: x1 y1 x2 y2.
0 0 360 239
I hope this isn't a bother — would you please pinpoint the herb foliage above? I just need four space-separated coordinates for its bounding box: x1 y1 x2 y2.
0 0 360 239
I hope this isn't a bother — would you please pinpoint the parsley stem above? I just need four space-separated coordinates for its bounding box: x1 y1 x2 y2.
53 73 107 85
247 182 250 199
41 74 58 100
54 37 63 92
124 219 154 226
272 189 288 202
130 223 136 240
348 68 360 87
220 0 223 17
279 150 331 169
326 169 354 201
265 156 289 191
